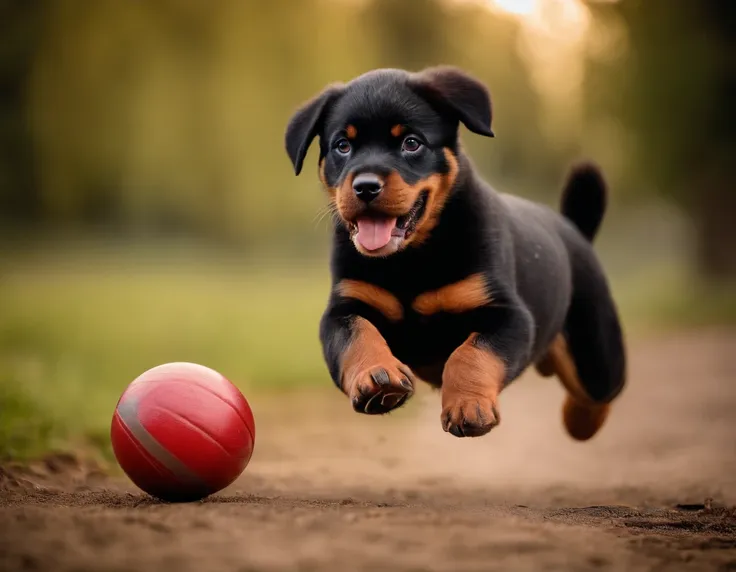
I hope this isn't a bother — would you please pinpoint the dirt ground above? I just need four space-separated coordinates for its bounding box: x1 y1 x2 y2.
1 330 735 572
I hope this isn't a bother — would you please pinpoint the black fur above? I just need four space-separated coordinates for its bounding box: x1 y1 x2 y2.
560 162 608 242
286 66 626 430
285 84 345 175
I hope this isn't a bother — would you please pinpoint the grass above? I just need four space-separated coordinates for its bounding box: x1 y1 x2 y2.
610 261 736 335
0 241 733 462
0 243 332 461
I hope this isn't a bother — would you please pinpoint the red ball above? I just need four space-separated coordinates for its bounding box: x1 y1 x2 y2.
110 362 255 502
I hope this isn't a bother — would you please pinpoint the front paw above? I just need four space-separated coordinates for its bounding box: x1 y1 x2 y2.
441 395 500 438
346 361 415 415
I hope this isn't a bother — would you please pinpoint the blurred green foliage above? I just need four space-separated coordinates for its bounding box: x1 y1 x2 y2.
587 0 736 279
1 0 733 276
1 0 732 275
0 0 601 246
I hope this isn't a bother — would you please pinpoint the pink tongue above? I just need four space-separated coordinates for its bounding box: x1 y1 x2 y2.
356 217 397 251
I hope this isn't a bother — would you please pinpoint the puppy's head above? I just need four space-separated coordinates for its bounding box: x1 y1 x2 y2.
285 67 494 257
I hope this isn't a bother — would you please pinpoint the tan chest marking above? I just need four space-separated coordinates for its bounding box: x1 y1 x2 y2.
336 280 404 322
412 274 491 316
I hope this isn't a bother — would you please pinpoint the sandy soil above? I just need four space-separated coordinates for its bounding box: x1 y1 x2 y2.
1 330 735 572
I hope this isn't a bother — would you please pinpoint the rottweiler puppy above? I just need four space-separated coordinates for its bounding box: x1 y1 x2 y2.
284 67 626 440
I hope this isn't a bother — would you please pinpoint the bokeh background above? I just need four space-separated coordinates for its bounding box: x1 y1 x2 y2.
1 0 734 461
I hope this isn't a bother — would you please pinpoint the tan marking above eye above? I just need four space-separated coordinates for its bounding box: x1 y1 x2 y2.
391 124 404 137
412 274 491 316
346 125 357 139
336 279 404 322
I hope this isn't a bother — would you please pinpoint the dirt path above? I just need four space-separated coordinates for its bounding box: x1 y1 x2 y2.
2 331 735 572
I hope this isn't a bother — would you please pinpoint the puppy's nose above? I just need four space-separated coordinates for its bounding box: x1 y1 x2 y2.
352 173 383 203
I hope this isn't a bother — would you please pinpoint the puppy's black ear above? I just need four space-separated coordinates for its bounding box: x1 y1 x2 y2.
412 66 494 137
285 84 344 175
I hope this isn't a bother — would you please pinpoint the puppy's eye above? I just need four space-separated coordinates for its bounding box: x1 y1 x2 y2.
335 138 351 155
402 136 422 153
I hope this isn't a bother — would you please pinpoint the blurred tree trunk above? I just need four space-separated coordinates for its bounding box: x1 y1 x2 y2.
592 0 736 280
690 1 736 280
691 168 736 280
0 0 44 226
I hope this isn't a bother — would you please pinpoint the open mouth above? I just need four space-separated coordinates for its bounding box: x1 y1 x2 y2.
352 191 429 253
396 190 429 236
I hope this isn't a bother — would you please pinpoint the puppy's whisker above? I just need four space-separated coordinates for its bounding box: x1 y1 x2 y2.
312 203 333 222
313 203 340 228
313 210 331 227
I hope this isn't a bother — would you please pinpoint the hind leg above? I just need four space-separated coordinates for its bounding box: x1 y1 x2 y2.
541 255 626 440
540 334 613 440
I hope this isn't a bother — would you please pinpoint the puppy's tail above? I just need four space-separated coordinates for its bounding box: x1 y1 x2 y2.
560 161 607 242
